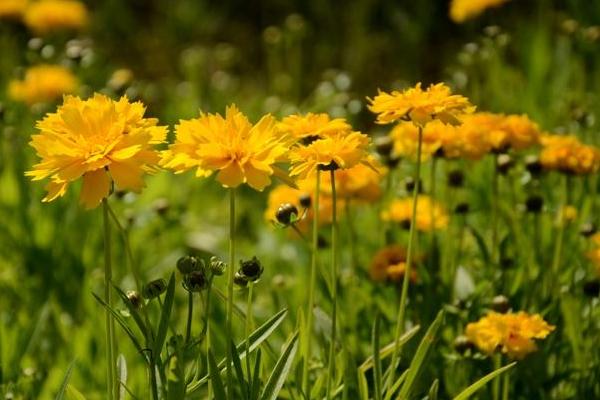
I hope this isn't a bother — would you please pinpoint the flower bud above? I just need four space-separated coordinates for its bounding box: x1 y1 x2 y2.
454 202 470 215
404 177 422 193
579 222 597 238
447 169 464 188
299 193 311 208
126 290 143 309
583 280 600 298
496 154 513 175
525 195 544 213
384 155 401 169
524 155 542 176
183 270 208 292
453 335 474 353
374 136 394 157
176 255 198 275
276 203 299 226
142 279 167 299
234 271 248 287
239 256 264 282
491 295 510 313
209 256 226 276
152 198 170 216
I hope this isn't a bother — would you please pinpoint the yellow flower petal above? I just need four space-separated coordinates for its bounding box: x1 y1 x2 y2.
80 169 110 209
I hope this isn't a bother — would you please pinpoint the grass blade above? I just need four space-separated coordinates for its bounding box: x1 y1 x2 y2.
372 314 383 400
359 325 420 372
397 310 444 400
231 339 248 399
453 362 516 400
153 273 176 359
55 359 76 400
251 348 262 399
208 350 227 400
259 331 299 400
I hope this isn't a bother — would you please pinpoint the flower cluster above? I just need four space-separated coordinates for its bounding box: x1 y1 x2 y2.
465 311 554 359
8 64 78 105
381 195 449 232
539 134 600 175
450 0 510 23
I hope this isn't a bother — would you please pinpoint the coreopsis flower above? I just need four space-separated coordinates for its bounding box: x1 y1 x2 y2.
320 156 386 202
277 112 352 142
558 205 578 225
289 130 371 179
485 114 540 151
381 195 449 231
161 105 289 191
390 120 460 160
368 83 474 127
8 64 78 105
26 94 167 209
0 0 28 19
465 311 554 359
450 0 509 23
24 0 88 34
539 134 600 175
369 245 418 283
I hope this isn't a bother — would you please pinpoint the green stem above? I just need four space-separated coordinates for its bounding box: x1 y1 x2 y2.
302 170 320 398
326 169 339 399
551 175 568 294
491 155 499 265
105 204 142 292
386 126 423 393
149 354 159 400
429 156 438 271
492 354 501 400
185 291 193 343
502 367 510 400
204 277 214 399
226 188 236 400
345 199 357 270
102 199 116 400
245 282 254 397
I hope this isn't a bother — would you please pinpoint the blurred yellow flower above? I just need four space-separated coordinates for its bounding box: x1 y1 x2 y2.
539 134 600 175
390 120 460 160
8 64 78 105
320 156 386 202
450 0 509 23
465 311 554 359
381 195 449 231
161 105 289 191
0 0 28 19
24 0 88 34
26 94 167 209
486 114 540 151
559 205 578 225
277 112 352 141
289 130 371 179
368 82 474 127
368 245 418 283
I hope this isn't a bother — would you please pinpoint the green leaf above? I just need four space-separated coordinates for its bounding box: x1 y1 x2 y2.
187 309 288 395
428 379 439 400
117 354 127 400
372 314 383 400
398 310 444 400
357 370 369 400
65 384 87 400
259 331 299 400
208 350 227 400
55 359 76 400
231 339 248 399
359 325 420 372
153 273 176 359
453 362 516 400
468 225 490 266
250 349 262 400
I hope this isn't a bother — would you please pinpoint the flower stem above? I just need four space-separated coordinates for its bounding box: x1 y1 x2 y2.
102 199 116 400
326 169 339 399
226 188 236 400
491 155 499 265
502 367 510 400
492 354 501 400
185 291 193 343
387 125 423 392
302 170 320 398
245 282 254 397
550 175 568 294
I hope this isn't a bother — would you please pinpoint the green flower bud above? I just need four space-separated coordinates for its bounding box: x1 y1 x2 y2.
183 270 208 292
176 255 198 275
142 279 167 299
209 256 226 276
239 256 264 282
126 290 143 309
234 271 249 287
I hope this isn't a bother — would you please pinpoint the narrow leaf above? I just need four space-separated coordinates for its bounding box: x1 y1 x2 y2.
453 362 516 400
231 339 248 399
117 354 127 400
208 350 227 400
359 325 420 372
251 349 262 400
113 285 149 341
153 273 176 358
372 314 383 400
65 385 87 400
259 332 299 400
55 359 76 400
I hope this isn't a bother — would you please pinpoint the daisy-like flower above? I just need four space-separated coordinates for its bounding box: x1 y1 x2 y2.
465 311 554 359
450 0 509 23
390 120 459 160
160 105 289 191
484 113 540 151
24 0 88 34
539 134 600 175
289 130 371 179
381 195 449 232
0 0 28 19
368 82 474 127
277 112 352 142
8 64 78 105
369 245 418 283
26 94 167 209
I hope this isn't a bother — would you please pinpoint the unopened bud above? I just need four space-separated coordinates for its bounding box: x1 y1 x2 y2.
209 256 226 276
491 295 510 313
126 290 142 309
525 195 544 213
276 203 299 226
176 255 198 275
447 170 464 188
496 154 513 175
234 271 248 287
142 279 167 299
299 193 311 208
183 270 208 292
239 256 264 282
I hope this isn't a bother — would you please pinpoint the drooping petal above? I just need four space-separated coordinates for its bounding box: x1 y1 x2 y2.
80 169 111 209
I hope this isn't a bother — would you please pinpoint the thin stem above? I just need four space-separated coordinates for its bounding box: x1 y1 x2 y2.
226 188 236 400
102 199 116 400
185 291 193 343
345 199 357 270
550 175 568 294
105 204 142 292
204 277 214 399
492 354 501 400
302 170 320 397
491 155 499 265
429 157 438 271
386 126 423 392
502 367 510 400
326 168 339 399
245 283 254 397
149 354 159 400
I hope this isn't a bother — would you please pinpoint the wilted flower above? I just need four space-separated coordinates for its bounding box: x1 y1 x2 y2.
8 65 78 105
26 94 167 208
539 134 600 175
381 195 449 231
368 83 474 127
465 311 554 359
450 0 510 23
0 0 28 19
161 105 289 191
24 0 89 34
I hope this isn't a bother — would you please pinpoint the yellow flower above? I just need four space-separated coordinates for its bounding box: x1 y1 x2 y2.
289 130 371 180
390 120 461 160
539 134 600 175
24 0 88 34
591 232 600 247
368 82 474 127
368 245 418 283
587 249 600 276
450 0 509 23
0 0 28 19
498 114 541 150
381 195 449 232
8 64 78 105
26 94 167 209
558 205 578 225
277 112 352 141
161 105 289 191
320 156 386 202
465 311 554 359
